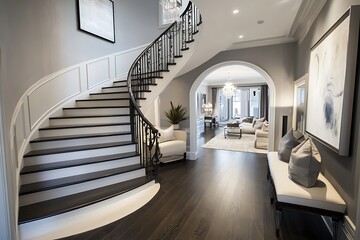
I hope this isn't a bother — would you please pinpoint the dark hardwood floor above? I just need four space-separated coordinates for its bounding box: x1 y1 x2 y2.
63 127 332 240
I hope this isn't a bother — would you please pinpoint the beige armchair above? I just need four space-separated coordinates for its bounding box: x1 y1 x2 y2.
157 126 187 163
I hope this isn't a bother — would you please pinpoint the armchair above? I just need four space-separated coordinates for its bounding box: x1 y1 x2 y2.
157 126 187 163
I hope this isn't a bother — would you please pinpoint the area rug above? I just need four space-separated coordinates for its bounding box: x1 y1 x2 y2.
202 133 268 154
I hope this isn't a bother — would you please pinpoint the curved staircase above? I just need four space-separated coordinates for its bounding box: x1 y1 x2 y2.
18 2 201 239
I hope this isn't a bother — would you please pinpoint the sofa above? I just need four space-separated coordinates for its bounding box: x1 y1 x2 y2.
240 116 266 134
157 125 186 163
255 129 269 149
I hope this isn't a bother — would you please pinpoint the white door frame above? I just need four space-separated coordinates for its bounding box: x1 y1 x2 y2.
188 61 276 160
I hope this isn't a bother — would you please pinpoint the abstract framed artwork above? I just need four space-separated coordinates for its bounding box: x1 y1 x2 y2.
306 6 360 156
78 0 115 43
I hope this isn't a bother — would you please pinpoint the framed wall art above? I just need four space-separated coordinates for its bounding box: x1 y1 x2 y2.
306 6 360 156
293 74 307 134
78 0 115 43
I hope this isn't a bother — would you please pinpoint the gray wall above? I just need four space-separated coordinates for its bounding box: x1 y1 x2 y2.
0 0 12 238
3 0 162 129
296 0 360 224
0 0 162 237
160 42 296 147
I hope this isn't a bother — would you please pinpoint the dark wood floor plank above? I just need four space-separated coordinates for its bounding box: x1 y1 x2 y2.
62 127 332 240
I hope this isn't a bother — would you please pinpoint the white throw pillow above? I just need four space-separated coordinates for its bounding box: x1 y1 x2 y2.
158 125 175 143
252 117 265 127
254 120 264 129
261 120 269 132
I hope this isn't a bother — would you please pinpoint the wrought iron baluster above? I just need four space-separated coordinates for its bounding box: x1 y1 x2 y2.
126 2 201 181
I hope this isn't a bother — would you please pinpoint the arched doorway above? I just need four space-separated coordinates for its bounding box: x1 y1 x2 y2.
188 61 276 160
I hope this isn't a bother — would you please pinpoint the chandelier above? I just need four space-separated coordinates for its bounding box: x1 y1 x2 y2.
223 83 236 98
160 0 178 10
160 0 180 22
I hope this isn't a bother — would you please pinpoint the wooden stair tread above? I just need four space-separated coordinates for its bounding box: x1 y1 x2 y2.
19 164 143 195
24 141 134 158
105 83 157 89
63 106 129 110
39 122 130 130
50 114 131 119
30 131 131 143
113 80 127 83
18 176 152 224
90 90 150 96
76 98 131 102
21 152 139 174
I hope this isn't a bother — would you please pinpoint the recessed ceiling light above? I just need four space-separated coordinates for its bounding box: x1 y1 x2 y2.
257 20 265 24
239 35 244 39
233 9 239 14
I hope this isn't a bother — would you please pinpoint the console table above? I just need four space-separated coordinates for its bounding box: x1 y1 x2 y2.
204 116 218 128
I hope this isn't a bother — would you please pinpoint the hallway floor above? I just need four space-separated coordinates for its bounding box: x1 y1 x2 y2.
63 127 332 240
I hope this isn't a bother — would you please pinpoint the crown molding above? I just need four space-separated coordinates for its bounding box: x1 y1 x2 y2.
227 35 296 51
289 0 327 44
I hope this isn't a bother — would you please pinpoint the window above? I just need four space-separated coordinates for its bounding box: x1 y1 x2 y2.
249 88 260 118
218 87 262 122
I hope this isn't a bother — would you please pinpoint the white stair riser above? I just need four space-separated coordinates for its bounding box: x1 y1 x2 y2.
63 107 129 116
89 92 129 99
76 100 130 108
30 134 132 150
21 156 140 184
24 144 136 166
39 125 131 137
101 87 128 93
112 81 127 87
19 168 146 207
49 116 130 126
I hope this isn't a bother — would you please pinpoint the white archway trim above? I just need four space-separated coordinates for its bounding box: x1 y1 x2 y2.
189 61 276 160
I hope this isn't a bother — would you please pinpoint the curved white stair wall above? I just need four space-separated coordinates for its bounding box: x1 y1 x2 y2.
10 43 148 171
19 181 160 240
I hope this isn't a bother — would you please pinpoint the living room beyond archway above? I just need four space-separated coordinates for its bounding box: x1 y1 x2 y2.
188 61 276 160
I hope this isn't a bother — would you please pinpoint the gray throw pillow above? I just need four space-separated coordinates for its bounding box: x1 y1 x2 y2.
242 116 254 123
293 130 305 144
288 138 321 188
278 129 301 162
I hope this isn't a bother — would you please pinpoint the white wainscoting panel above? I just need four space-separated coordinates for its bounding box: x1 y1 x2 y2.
14 103 26 165
86 58 110 89
115 47 145 77
10 44 149 171
28 68 81 129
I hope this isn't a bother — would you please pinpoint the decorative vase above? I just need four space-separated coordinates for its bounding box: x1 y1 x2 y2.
173 124 180 129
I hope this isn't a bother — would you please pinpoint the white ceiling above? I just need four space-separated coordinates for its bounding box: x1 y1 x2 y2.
178 0 326 83
202 65 266 86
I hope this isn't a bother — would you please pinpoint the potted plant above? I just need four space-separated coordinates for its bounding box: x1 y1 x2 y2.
164 101 187 129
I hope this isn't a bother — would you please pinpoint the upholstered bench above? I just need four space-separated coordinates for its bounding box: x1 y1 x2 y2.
267 152 346 239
